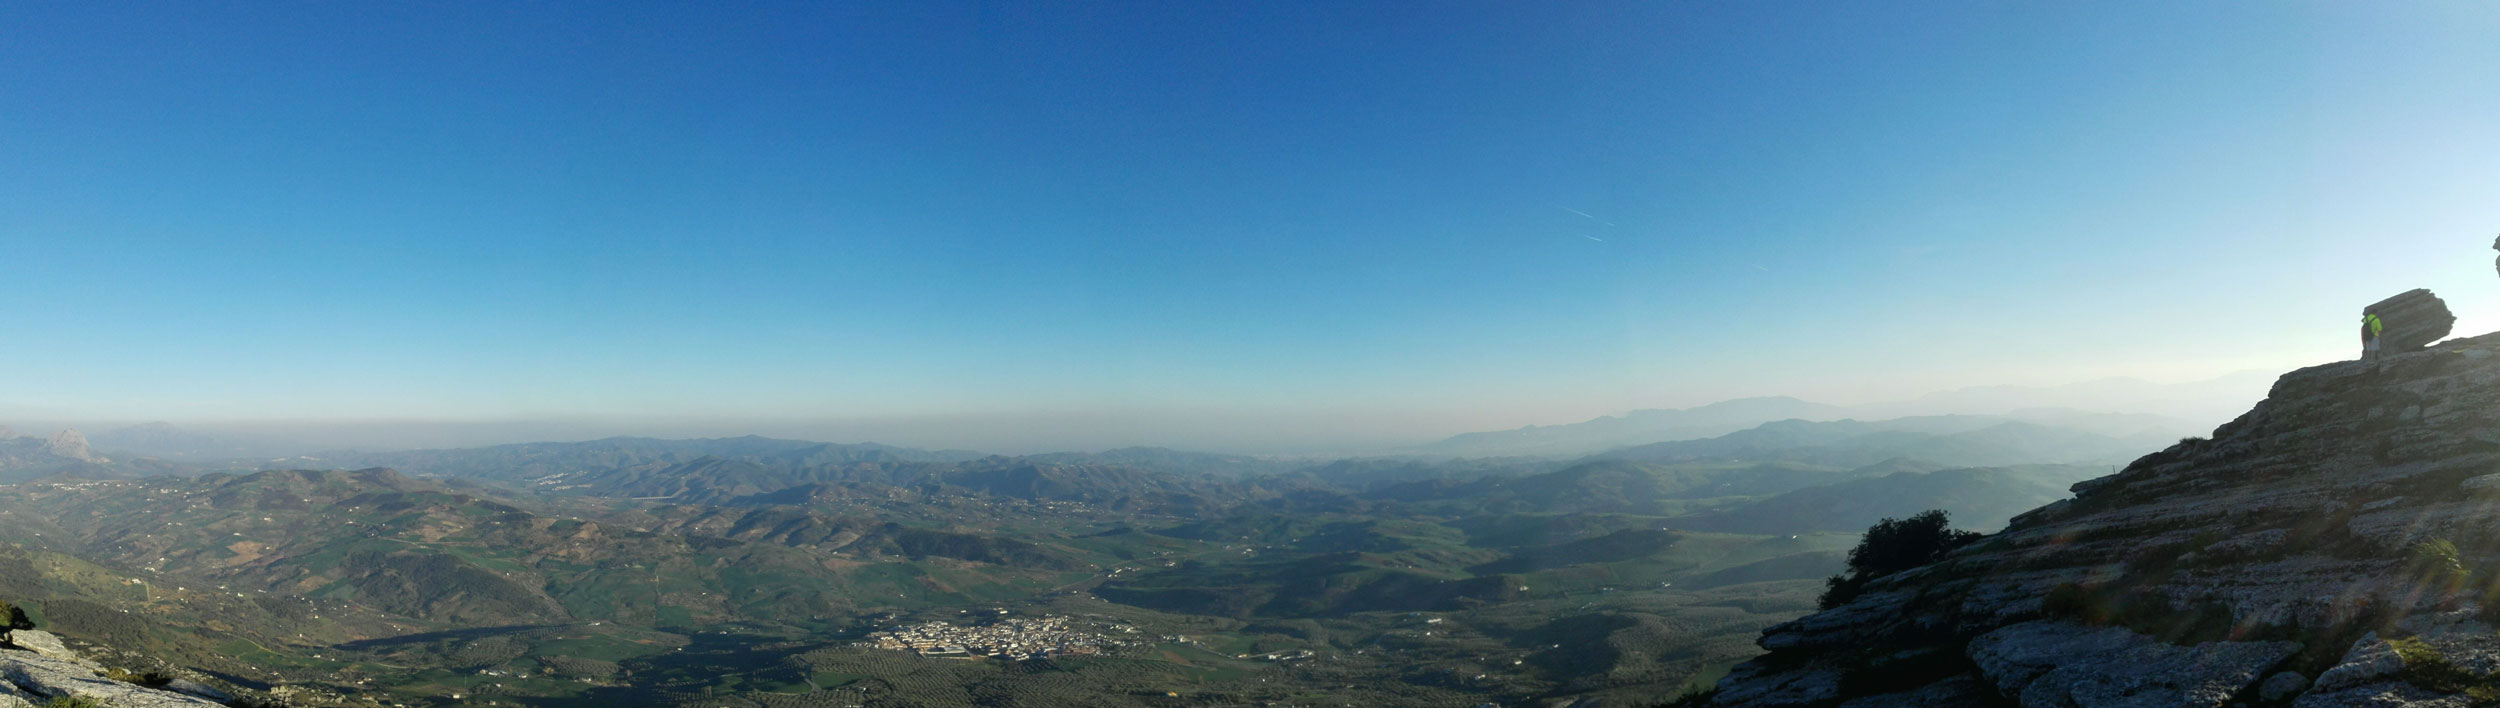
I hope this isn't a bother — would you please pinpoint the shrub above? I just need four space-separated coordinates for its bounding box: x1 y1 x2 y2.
1818 574 1870 612
0 598 31 630
2388 636 2500 701
2408 538 2472 593
1818 510 1982 609
99 665 173 687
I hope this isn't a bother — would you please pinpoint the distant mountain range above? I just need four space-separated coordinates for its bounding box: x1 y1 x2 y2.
1416 371 2269 457
0 428 196 483
1421 396 1850 458
1593 416 2169 469
1667 464 2106 534
295 435 987 481
85 421 296 461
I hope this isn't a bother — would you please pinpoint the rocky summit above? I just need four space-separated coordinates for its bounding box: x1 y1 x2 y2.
1706 330 2500 707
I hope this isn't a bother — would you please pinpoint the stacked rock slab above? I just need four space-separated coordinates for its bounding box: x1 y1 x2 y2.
1706 330 2500 707
2364 288 2453 356
0 631 224 708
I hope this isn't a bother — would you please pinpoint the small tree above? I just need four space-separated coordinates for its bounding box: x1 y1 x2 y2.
0 598 30 631
1818 510 1982 609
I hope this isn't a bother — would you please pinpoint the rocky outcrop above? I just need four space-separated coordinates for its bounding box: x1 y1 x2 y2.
1706 331 2500 707
0 649 226 707
0 632 225 708
1 631 71 661
1965 621 2296 706
2364 288 2453 355
42 429 97 463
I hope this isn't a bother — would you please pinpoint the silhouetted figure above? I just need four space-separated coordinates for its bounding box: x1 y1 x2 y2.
2363 312 2383 360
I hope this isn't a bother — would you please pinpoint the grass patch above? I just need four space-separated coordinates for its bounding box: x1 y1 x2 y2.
2390 635 2500 705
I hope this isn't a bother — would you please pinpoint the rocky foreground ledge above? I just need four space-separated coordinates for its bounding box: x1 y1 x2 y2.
0 627 227 708
1706 331 2500 707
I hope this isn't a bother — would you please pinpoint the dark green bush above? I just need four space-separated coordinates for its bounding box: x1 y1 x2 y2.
100 665 173 687
0 598 32 630
1818 510 1981 609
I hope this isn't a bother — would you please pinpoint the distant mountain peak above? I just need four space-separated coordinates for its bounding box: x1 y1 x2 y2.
45 428 99 462
1418 397 1849 457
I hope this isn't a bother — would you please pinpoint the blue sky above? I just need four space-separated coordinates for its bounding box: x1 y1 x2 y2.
4 2 2498 452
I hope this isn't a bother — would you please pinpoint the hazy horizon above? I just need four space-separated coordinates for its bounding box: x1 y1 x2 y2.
7 3 2497 453
3 367 2275 456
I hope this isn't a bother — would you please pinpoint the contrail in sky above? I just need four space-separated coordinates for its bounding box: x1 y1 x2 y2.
1559 206 1598 220
1583 235 1604 242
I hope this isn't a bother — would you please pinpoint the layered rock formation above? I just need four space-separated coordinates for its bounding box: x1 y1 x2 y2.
1706 330 2500 707
0 628 225 707
2363 288 2453 356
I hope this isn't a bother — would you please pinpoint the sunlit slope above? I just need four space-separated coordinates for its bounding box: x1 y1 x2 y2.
1708 332 2500 706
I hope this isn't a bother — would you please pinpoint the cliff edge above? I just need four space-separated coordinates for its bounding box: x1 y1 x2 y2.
1707 330 2500 707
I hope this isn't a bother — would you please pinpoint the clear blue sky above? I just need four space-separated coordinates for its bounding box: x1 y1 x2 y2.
3 2 2497 452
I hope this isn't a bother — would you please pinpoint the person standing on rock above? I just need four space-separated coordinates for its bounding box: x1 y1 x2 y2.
2363 312 2385 360
2358 289 2453 360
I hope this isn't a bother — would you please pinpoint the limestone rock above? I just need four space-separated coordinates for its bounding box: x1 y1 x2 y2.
42 429 96 463
2308 632 2403 694
1707 331 2500 707
2294 683 2473 708
1965 621 2155 698
1966 621 2295 707
2459 473 2500 498
2294 610 2500 708
1834 673 1994 708
1710 658 1844 707
162 678 230 701
2363 288 2453 355
0 649 225 707
2 631 71 660
2259 671 2311 702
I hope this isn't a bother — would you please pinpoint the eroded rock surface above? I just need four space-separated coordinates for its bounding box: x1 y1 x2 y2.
2 630 71 660
1709 332 2500 706
1966 621 2295 707
2364 288 2454 355
0 648 225 707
